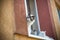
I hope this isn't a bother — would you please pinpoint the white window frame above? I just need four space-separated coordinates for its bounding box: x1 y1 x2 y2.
24 0 54 40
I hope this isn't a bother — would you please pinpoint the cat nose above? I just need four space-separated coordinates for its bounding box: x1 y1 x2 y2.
26 15 35 21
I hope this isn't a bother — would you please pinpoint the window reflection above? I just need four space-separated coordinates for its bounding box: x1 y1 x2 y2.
58 9 60 20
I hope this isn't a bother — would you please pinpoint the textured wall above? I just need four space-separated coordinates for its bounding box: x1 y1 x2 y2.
14 34 42 40
55 0 60 9
0 0 14 40
50 0 60 40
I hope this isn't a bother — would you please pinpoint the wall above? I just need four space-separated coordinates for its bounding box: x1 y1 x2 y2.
55 0 60 9
0 0 14 40
15 34 42 40
50 0 60 40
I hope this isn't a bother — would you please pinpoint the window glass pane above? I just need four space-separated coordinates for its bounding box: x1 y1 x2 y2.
58 9 60 20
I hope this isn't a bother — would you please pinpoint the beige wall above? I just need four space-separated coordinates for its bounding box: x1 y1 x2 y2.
55 0 60 9
15 34 42 40
50 0 60 40
0 0 14 40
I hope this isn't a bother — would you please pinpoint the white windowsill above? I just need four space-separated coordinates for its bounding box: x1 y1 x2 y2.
28 34 54 40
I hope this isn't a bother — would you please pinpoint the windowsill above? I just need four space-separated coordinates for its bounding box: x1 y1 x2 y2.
28 34 54 40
